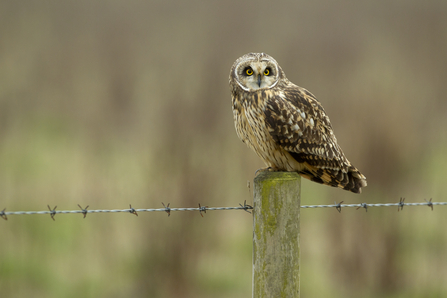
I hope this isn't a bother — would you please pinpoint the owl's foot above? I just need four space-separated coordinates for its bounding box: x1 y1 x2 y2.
254 167 275 177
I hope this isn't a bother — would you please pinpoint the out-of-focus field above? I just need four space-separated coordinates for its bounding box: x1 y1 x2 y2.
1 1 446 297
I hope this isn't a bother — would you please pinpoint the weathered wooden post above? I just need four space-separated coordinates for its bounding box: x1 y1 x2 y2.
253 171 301 298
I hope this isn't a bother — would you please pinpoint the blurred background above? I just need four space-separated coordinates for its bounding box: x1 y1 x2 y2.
1 0 446 297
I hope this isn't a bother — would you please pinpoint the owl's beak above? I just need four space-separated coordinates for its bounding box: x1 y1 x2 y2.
257 74 261 87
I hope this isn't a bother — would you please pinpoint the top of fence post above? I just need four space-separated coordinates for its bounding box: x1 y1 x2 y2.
252 171 301 298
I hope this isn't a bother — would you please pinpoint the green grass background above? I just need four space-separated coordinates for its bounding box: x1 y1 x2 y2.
1 0 447 297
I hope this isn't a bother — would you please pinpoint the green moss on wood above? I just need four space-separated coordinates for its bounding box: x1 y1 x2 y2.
253 171 301 298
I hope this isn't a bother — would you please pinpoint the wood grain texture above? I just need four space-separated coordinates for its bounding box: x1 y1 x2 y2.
253 171 300 298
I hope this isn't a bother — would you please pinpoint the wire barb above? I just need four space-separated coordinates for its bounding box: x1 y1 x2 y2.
48 205 57 221
356 203 368 212
198 203 208 217
128 204 138 216
162 202 171 217
335 201 343 213
398 197 405 212
78 204 89 218
1 208 7 220
425 198 433 211
239 200 253 214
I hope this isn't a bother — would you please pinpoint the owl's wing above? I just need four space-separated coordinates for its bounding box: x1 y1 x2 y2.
264 84 351 173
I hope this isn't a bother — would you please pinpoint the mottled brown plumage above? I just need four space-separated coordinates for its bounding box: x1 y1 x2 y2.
229 53 367 193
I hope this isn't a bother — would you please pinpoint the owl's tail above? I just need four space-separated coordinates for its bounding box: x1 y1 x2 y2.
299 164 367 194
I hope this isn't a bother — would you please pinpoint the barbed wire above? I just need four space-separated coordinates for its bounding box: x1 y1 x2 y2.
0 198 445 221
0 202 254 221
302 198 445 212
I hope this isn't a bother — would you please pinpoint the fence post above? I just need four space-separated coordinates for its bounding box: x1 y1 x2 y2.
253 171 301 298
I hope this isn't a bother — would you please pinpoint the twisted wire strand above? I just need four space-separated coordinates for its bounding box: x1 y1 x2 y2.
301 202 447 208
2 206 252 216
1 200 445 219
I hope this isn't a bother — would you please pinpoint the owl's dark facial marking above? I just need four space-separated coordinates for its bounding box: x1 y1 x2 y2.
244 67 254 76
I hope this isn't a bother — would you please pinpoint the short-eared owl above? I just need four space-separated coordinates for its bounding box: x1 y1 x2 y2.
229 53 367 193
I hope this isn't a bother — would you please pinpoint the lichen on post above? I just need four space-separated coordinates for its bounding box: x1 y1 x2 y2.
253 171 301 298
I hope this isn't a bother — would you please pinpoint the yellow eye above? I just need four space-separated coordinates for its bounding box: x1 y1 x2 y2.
264 68 270 76
245 68 253 76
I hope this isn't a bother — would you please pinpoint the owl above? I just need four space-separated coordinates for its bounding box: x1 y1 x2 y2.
229 53 367 193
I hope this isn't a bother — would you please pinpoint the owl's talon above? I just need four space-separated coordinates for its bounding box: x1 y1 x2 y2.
254 167 274 176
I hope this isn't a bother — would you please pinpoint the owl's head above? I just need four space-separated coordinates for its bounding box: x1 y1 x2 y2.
230 53 285 92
